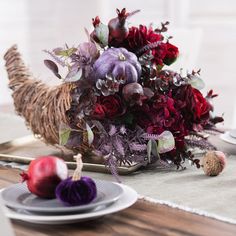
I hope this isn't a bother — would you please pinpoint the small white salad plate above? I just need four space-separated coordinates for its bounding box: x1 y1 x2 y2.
1 184 137 224
0 180 123 214
220 131 236 145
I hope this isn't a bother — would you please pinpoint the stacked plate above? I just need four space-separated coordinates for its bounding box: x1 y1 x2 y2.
0 180 138 224
220 130 236 145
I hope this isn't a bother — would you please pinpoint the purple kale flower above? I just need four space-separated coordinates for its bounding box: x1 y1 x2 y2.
70 42 99 78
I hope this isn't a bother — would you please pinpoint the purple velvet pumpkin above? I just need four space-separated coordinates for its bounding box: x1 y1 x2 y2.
93 47 141 84
55 176 97 206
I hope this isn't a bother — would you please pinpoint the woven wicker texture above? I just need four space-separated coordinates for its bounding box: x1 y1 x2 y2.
4 45 73 145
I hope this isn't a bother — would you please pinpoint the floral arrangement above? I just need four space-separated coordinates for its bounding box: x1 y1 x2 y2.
44 8 223 173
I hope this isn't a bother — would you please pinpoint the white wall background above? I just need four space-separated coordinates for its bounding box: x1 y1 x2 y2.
1 0 236 127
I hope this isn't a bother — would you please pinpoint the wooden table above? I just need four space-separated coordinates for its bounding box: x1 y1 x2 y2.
1 166 236 236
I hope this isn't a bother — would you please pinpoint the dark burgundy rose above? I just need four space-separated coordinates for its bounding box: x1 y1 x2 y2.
92 103 106 119
173 84 211 130
163 42 179 65
92 95 125 119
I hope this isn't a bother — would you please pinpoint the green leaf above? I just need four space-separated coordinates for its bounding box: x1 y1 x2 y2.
189 75 205 90
147 140 160 163
55 48 77 57
59 127 71 146
147 140 152 163
157 131 175 154
151 140 160 159
122 113 134 126
86 123 94 146
95 23 109 47
156 64 164 72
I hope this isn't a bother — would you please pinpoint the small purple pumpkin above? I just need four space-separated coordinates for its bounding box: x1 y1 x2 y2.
55 176 97 206
93 47 141 84
55 154 97 206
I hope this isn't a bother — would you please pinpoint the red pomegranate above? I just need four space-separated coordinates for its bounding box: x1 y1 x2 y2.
21 156 68 199
108 8 140 45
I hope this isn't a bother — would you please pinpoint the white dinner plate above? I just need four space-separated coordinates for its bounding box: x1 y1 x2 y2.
0 180 123 214
1 184 137 224
229 129 236 139
220 131 236 145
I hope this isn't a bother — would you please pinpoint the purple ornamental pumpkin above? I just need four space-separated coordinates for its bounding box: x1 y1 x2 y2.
55 176 97 206
55 154 97 206
93 47 141 84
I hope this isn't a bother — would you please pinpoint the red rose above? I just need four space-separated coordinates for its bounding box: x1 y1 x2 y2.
163 43 179 66
93 103 105 119
173 84 210 130
92 95 125 119
193 88 210 121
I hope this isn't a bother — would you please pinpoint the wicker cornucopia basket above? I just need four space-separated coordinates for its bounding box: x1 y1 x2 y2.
4 45 82 151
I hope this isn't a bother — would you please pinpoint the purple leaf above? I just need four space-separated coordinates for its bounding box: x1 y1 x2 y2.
43 50 66 67
129 143 147 152
64 69 82 83
105 155 121 183
143 87 154 99
65 65 79 79
142 133 160 140
44 59 61 79
109 125 117 136
120 125 126 135
114 137 125 156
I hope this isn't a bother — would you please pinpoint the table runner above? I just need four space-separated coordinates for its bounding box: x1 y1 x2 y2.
2 167 236 236
1 114 236 224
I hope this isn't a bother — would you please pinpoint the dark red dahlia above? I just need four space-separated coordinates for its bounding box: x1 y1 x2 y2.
117 25 178 67
126 25 163 52
133 93 188 150
125 25 167 66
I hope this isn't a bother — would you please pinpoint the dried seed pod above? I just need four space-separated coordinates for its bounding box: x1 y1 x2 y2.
201 151 226 176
